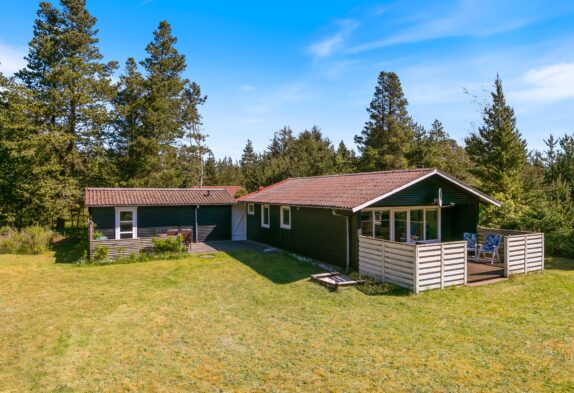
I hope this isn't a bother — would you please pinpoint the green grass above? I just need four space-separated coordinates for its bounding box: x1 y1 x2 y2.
0 245 573 392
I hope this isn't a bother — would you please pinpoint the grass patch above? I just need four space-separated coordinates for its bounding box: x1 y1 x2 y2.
0 246 573 392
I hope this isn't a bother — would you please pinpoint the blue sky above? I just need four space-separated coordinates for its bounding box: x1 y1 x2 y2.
1 1 574 159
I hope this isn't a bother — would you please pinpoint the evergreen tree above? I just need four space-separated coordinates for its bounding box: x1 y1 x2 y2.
465 75 527 197
334 141 356 173
15 0 118 223
240 139 261 192
409 119 472 181
114 20 207 187
355 71 414 171
290 126 336 177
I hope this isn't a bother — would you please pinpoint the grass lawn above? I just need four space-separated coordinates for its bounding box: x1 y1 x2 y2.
0 243 573 392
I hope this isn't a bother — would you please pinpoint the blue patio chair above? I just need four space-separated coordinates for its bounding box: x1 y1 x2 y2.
478 234 502 264
463 232 477 261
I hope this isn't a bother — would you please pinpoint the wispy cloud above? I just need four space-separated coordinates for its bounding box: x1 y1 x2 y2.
348 2 532 53
240 84 256 92
511 63 574 103
308 19 359 58
0 41 26 75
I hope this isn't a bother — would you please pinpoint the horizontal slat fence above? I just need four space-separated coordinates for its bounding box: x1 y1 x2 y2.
505 233 544 275
358 236 466 293
89 238 155 259
417 241 467 292
478 227 544 276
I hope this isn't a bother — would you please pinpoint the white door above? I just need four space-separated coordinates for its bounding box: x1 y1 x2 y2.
231 205 247 241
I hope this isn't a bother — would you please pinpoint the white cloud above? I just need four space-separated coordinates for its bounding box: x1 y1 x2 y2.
308 19 359 58
512 63 574 103
240 84 255 92
0 42 26 75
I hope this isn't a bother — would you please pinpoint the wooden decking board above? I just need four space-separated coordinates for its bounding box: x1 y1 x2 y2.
466 262 505 283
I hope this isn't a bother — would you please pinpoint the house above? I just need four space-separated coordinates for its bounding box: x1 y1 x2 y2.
238 168 544 292
85 187 240 258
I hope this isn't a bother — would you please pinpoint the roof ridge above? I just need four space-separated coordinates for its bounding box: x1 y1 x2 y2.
85 187 229 191
288 168 435 180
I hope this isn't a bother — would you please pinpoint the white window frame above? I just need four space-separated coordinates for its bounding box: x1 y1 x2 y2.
280 206 291 229
261 204 270 228
114 207 138 240
361 206 441 243
247 203 255 215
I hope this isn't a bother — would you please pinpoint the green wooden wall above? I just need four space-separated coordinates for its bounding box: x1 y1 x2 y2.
246 204 355 269
373 174 478 207
90 205 231 242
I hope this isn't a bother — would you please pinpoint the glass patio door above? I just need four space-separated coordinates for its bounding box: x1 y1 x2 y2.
393 210 408 242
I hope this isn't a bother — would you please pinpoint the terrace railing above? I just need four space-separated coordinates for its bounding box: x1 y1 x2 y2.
358 236 467 293
477 227 544 276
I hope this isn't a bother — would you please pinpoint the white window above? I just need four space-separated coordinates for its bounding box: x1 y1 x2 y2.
115 207 137 239
361 207 441 243
247 203 255 215
261 205 270 228
280 206 291 229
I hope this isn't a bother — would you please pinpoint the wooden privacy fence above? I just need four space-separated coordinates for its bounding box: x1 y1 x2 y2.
504 233 544 275
477 227 544 275
358 236 467 293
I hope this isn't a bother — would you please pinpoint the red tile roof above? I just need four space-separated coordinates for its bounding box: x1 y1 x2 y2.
194 185 244 198
239 169 499 211
85 188 237 207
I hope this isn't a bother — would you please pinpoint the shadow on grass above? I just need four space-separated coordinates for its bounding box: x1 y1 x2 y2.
52 236 88 263
226 249 324 285
545 257 574 271
355 282 411 296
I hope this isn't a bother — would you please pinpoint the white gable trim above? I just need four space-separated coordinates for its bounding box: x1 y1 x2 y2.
351 169 501 212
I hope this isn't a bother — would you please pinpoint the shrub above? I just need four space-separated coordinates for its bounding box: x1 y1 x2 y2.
0 226 54 255
93 246 109 262
92 230 104 240
152 235 185 253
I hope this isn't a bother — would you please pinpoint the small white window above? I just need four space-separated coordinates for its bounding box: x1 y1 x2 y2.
115 207 137 239
261 205 270 228
247 203 255 215
280 206 291 229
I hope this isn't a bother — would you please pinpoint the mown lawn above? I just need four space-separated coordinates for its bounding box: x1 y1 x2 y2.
0 244 573 392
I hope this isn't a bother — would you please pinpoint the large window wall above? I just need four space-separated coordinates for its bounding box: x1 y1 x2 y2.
360 207 441 243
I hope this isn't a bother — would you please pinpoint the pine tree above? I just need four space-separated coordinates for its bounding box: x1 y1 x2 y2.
114 20 207 187
465 75 527 197
240 139 261 191
335 141 356 173
15 0 118 224
408 119 472 181
355 71 414 171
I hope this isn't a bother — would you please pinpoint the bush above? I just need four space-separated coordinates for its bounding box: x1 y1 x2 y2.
152 235 185 253
0 226 54 254
93 246 109 262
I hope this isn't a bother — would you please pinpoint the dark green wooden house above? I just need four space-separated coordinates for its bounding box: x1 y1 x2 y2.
239 168 500 271
85 187 239 258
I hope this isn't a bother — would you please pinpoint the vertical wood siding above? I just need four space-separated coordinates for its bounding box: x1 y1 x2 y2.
197 206 232 241
246 204 350 269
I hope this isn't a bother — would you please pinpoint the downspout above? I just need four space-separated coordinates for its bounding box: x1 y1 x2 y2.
195 205 199 243
332 210 350 273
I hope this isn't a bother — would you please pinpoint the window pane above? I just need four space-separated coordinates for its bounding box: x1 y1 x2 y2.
263 206 269 225
426 209 438 240
360 212 373 237
394 211 407 242
120 222 133 232
282 208 290 226
119 211 132 221
410 209 424 242
120 232 132 239
374 211 390 240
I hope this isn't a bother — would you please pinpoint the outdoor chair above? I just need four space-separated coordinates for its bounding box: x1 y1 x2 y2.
180 228 193 252
463 232 477 261
478 233 502 264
